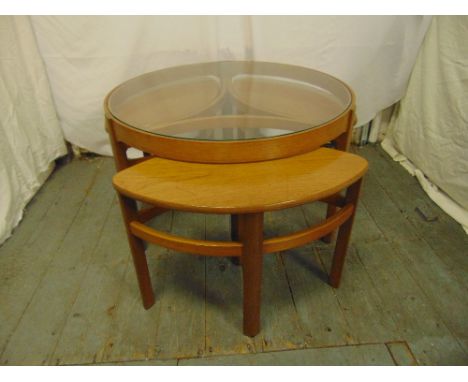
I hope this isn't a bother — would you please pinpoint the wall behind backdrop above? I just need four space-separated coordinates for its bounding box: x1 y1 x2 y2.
1 15 431 244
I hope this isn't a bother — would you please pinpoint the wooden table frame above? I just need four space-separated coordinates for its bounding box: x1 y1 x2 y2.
114 179 361 337
104 62 365 337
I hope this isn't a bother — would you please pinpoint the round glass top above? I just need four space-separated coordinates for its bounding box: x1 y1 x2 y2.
107 61 352 141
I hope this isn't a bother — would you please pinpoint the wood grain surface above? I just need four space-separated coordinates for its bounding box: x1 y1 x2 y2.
113 148 368 213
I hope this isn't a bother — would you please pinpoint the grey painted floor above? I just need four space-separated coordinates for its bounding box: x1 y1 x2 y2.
0 145 467 366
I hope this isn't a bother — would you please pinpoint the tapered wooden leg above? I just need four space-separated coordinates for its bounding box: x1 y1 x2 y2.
239 212 264 337
230 214 242 266
117 193 155 309
321 204 337 243
324 114 355 244
230 214 239 241
329 179 362 288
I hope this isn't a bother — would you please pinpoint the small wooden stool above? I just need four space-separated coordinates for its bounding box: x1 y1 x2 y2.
112 147 368 337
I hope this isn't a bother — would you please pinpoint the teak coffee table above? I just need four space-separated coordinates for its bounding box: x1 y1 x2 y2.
104 61 368 337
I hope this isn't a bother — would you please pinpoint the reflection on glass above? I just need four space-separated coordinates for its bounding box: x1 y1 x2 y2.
108 61 351 141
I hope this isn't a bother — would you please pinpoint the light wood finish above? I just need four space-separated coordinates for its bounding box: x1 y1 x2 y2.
321 105 356 243
104 61 365 337
127 203 353 259
322 204 338 244
107 112 354 164
127 156 154 167
104 61 356 168
105 116 130 171
262 204 354 254
329 179 363 288
137 205 168 223
104 61 356 263
104 61 355 263
111 147 367 336
109 110 354 164
104 61 355 165
130 221 242 257
203 214 254 354
113 148 367 214
117 194 154 309
239 213 264 337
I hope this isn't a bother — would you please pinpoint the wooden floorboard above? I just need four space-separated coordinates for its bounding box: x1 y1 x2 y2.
50 197 132 365
306 202 401 347
179 343 395 365
94 359 177 366
1 145 467 365
1 158 115 365
151 211 207 360
97 210 173 364
279 206 354 348
386 341 418 366
317 244 401 345
0 158 104 364
356 146 468 364
0 160 72 350
351 202 466 365
361 146 468 282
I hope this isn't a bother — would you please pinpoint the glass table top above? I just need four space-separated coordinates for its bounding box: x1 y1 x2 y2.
107 61 352 141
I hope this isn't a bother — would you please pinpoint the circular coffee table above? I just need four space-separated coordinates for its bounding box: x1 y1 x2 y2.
105 61 356 164
104 61 367 337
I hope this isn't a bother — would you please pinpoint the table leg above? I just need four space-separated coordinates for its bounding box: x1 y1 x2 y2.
329 179 362 288
230 214 242 266
117 193 155 309
322 204 337 243
239 212 264 337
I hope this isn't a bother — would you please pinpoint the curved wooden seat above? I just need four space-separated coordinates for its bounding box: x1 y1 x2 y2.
113 147 368 213
111 147 368 337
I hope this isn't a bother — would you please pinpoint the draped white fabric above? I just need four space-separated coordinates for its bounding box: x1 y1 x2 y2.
0 16 67 244
30 15 432 156
1 15 433 244
382 16 468 232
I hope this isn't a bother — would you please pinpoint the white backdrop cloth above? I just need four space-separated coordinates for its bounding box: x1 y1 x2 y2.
382 16 468 232
30 16 432 156
0 16 432 245
0 16 67 244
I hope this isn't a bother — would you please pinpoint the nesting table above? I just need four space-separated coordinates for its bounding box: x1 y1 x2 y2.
104 61 368 336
